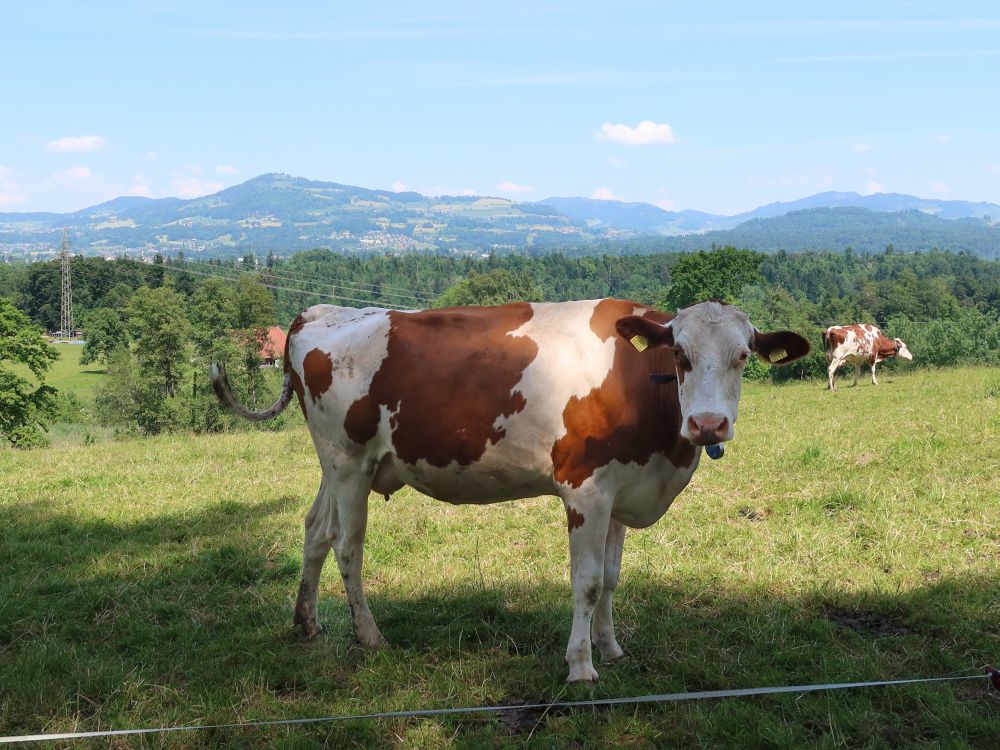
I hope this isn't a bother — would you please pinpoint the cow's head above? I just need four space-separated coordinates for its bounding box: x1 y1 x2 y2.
616 301 810 446
894 338 913 360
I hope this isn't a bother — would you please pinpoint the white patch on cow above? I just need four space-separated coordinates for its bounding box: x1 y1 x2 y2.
288 305 393 463
592 450 702 528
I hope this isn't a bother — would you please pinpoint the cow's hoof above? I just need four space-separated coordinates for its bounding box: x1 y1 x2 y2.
567 664 600 683
356 632 388 649
295 619 323 638
600 644 626 663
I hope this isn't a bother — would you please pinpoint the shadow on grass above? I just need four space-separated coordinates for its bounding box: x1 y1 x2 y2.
1 499 997 747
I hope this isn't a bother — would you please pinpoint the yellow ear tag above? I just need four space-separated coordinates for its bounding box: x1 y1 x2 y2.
630 335 648 352
769 348 788 363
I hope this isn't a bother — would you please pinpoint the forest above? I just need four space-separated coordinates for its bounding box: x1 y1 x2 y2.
1 244 998 444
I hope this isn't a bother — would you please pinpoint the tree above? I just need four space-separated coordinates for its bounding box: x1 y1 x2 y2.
663 246 766 310
0 299 58 447
127 284 191 397
433 269 544 307
80 307 129 366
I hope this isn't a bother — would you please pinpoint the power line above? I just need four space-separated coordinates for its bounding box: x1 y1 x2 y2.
160 264 416 310
168 256 438 303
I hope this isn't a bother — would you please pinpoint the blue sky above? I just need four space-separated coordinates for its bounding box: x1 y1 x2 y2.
2 1 998 214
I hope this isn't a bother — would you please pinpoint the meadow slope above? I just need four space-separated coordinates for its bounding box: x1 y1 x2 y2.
1 367 998 748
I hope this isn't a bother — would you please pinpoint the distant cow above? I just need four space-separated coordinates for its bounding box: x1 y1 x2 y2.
212 299 809 682
824 324 913 390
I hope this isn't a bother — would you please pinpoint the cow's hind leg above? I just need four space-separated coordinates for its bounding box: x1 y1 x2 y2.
294 476 337 637
330 473 386 648
561 491 613 683
591 518 626 663
871 361 879 385
852 363 861 386
827 358 842 390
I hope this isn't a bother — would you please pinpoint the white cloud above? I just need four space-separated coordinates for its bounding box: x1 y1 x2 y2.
929 133 952 144
591 187 623 201
391 180 409 192
215 165 239 175
496 181 533 194
0 191 24 206
599 120 676 145
172 177 223 199
865 181 884 194
986 164 1000 175
866 166 878 178
607 157 628 168
142 151 157 161
46 135 107 152
930 180 947 194
460 188 477 196
852 142 872 152
656 198 677 211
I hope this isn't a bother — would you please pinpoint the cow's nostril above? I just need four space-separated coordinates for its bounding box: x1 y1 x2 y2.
689 413 729 442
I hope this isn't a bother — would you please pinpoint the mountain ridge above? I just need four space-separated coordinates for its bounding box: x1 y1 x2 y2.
1 172 998 260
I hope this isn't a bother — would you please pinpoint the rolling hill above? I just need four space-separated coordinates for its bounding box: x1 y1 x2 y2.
2 173 998 260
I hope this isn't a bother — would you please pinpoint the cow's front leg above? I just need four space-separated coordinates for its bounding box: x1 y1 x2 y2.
591 518 626 663
562 492 613 683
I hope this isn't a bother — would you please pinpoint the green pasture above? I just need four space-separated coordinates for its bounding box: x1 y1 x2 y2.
35 342 105 403
0 367 997 748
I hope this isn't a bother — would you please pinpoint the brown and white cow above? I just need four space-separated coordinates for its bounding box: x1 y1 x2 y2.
212 299 809 682
824 324 913 390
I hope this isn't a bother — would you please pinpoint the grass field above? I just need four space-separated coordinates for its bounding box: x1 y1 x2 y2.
34 342 106 403
1 367 998 748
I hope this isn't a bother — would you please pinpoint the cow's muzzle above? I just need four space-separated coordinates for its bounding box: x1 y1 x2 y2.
686 413 731 446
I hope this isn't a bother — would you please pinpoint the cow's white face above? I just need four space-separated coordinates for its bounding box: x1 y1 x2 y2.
894 338 913 360
616 301 810 446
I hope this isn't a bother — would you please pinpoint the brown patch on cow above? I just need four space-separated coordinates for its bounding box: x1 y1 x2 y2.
553 299 694 488
303 348 334 404
284 313 307 373
289 369 308 421
343 304 539 466
823 327 848 353
874 334 898 360
566 506 585 532
344 393 379 443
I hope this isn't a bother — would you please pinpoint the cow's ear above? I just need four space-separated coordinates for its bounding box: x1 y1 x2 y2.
616 316 674 351
752 329 811 365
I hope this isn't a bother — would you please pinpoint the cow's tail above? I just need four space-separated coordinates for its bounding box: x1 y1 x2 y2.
822 328 833 355
210 363 293 422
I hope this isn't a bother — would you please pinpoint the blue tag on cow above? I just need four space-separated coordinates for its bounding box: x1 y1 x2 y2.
706 444 725 460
